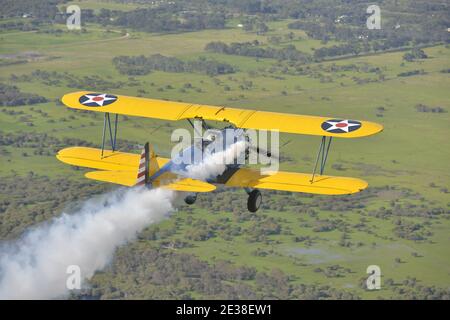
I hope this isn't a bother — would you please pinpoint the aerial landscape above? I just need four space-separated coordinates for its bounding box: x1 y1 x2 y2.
0 0 449 300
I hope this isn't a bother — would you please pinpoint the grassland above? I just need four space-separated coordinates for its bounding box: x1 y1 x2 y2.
60 0 147 12
0 18 449 299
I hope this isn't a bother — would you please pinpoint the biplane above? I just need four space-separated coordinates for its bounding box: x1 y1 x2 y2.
56 91 383 212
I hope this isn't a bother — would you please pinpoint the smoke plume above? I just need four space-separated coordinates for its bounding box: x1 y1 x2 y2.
0 141 242 299
185 140 246 180
0 187 174 299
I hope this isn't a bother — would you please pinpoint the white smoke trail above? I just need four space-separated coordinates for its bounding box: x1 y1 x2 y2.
0 187 174 299
185 140 246 181
0 141 243 299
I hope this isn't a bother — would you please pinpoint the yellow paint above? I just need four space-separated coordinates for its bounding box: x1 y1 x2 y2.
161 178 216 192
56 146 368 194
225 168 368 195
57 147 215 191
85 170 215 192
62 91 383 138
56 147 169 171
85 170 137 186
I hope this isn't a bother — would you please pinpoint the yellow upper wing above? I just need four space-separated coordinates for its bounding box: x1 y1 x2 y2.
224 168 368 195
62 91 383 138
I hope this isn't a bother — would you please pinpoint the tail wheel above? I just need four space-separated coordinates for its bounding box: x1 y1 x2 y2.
184 194 197 205
247 189 262 212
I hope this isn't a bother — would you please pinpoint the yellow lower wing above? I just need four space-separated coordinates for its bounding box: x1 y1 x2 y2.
160 178 216 192
85 170 215 192
224 168 367 195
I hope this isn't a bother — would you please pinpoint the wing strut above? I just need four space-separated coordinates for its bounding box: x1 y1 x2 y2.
310 136 333 183
101 113 119 157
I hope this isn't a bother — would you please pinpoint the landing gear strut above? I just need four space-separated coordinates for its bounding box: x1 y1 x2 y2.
246 189 262 212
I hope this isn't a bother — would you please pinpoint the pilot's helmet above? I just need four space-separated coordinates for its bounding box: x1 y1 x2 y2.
204 132 217 143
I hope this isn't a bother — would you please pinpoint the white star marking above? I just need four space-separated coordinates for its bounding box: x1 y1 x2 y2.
81 93 116 106
324 120 360 133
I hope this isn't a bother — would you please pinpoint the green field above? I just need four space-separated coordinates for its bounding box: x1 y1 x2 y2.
60 0 147 12
0 18 449 299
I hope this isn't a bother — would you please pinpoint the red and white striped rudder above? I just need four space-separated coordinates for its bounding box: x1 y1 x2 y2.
136 142 149 186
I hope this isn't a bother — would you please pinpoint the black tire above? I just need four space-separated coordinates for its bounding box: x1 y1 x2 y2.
247 189 262 212
184 195 197 205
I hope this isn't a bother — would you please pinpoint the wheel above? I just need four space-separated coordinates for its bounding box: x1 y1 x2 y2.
247 189 262 212
184 194 197 205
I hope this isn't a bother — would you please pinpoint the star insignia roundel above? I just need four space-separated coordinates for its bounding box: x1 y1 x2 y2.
79 93 118 107
321 119 361 133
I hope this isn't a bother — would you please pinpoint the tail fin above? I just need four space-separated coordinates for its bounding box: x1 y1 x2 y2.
136 143 149 186
148 144 160 177
136 142 160 186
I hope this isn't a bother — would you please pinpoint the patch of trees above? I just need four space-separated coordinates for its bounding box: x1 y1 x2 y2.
369 204 447 220
0 175 110 239
1 0 62 20
403 48 428 61
185 219 216 241
312 39 429 60
263 60 382 79
0 83 47 107
415 103 447 113
393 218 432 241
0 19 42 32
4 1 226 33
112 54 236 76
314 265 352 278
383 276 450 300
238 16 270 34
312 218 348 233
10 70 133 91
398 69 426 77
287 3 449 59
0 132 140 157
205 41 312 63
114 8 225 32
246 217 282 242
76 4 226 34
287 2 449 52
313 42 362 59
0 132 94 156
0 58 28 67
75 243 360 299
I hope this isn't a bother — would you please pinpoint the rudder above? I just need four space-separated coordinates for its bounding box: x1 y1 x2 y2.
136 142 160 186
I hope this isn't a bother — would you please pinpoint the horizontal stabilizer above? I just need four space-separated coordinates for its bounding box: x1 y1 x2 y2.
225 168 368 195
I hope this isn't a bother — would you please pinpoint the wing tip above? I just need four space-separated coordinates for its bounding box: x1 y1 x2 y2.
338 121 383 138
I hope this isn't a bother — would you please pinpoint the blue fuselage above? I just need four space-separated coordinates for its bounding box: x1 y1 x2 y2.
149 129 244 184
